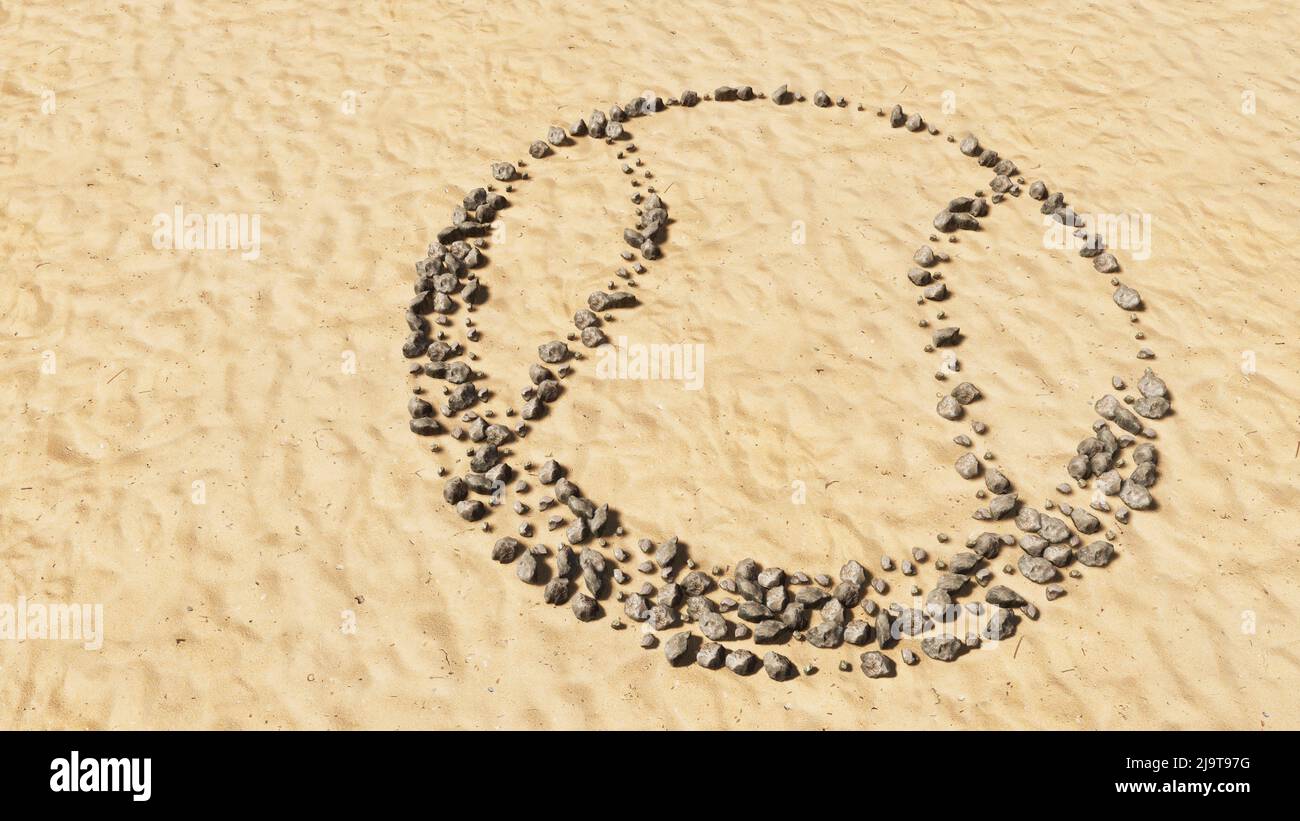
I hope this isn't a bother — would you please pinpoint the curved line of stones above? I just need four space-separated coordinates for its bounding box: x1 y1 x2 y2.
402 83 1172 682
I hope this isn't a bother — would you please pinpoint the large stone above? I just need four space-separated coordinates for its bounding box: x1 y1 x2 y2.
699 611 728 641
807 621 844 649
985 585 1026 608
843 620 873 645
938 395 964 420
538 341 571 364
1113 284 1142 310
1120 480 1154 510
754 619 786 644
921 636 964 662
571 594 601 621
725 649 758 675
1077 540 1115 567
860 651 896 678
697 642 726 669
956 453 982 479
981 607 1018 641
663 631 693 665
763 652 797 681
1017 555 1057 584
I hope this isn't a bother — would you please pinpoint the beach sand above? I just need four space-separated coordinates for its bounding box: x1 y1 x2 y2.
2 0 1297 729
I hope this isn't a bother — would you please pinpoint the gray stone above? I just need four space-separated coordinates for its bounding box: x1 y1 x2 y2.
764 585 788 612
1068 454 1092 482
981 607 1018 641
1138 368 1168 399
725 649 758 675
699 611 728 641
538 340 570 364
685 596 715 621
1017 555 1057 584
738 597 764 620
571 594 601 621
844 620 872 646
794 586 829 607
492 537 520 563
775 602 804 630
985 469 1012 495
936 572 969 592
763 652 797 681
949 552 980 574
1015 506 1042 532
1097 469 1123 495
1019 532 1050 558
921 636 964 662
588 291 637 312
832 580 862 607
1069 507 1100 534
664 631 692 665
1039 516 1071 544
932 326 961 347
1044 544 1073 567
543 578 570 604
1134 396 1170 419
925 588 954 620
455 499 485 521
647 604 678 631
860 651 896 678
972 532 1004 558
1094 252 1120 273
807 621 843 649
624 593 650 622
1077 540 1115 567
515 552 539 583
840 560 868 588
1120 480 1153 510
754 619 786 644
697 642 726 669
1131 462 1158 487
1095 394 1144 435
951 382 981 404
1113 285 1142 310
443 477 469 504
875 611 894 648
988 493 1019 519
895 608 931 636
985 585 1026 608
938 395 964 420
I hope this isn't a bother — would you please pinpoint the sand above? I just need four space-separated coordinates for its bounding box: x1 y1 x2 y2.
2 0 1298 729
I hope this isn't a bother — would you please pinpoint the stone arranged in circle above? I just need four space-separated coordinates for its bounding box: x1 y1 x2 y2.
404 82 1169 687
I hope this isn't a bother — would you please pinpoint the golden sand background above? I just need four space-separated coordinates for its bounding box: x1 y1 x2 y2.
2 0 1298 728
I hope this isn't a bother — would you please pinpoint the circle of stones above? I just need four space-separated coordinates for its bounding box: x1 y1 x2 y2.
402 83 1173 682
